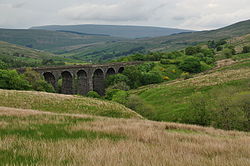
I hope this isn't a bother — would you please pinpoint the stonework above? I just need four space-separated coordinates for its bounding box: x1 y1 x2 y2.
18 62 142 95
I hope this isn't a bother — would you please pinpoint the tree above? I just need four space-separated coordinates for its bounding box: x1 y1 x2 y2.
123 66 143 89
179 57 201 73
105 74 129 88
185 46 202 55
141 72 163 85
0 69 31 90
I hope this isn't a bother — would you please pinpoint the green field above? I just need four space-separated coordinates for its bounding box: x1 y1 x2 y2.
131 59 250 122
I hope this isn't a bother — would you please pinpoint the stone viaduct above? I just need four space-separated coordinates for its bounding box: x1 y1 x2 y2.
19 62 141 95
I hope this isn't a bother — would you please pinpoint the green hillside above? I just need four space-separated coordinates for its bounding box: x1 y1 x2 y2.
130 59 250 124
0 29 123 53
31 24 193 39
1 20 250 63
0 41 84 68
0 89 141 119
58 19 250 62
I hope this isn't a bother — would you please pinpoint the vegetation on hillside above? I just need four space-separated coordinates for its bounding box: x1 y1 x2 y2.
1 20 250 62
0 41 85 68
0 107 249 165
129 60 250 131
0 89 141 119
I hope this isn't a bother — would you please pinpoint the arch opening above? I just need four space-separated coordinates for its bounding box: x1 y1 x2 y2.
106 68 115 78
43 72 56 89
77 70 88 95
93 69 105 95
118 67 124 73
61 71 73 94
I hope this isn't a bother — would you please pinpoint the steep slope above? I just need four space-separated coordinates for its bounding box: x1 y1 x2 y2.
31 24 193 39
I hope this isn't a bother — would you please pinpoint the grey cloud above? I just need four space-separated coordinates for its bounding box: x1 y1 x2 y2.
0 0 249 30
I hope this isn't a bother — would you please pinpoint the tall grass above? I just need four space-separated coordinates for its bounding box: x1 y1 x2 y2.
0 107 249 166
0 90 141 119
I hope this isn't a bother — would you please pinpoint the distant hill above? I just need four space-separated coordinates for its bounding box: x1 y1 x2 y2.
1 20 250 63
0 41 84 68
0 29 123 53
31 24 193 39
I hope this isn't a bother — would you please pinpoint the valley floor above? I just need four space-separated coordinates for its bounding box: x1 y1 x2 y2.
0 106 249 166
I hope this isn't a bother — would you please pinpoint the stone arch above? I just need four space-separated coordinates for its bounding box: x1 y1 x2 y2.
43 72 56 88
61 71 73 94
93 69 105 95
77 70 88 95
118 67 125 73
106 68 116 78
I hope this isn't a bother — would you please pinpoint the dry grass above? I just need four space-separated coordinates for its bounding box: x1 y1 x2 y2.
0 89 142 119
0 107 249 166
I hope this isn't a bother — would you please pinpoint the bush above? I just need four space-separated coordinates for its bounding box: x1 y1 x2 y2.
242 46 250 53
105 89 120 100
222 48 234 58
200 61 212 72
185 46 201 55
0 60 8 69
141 72 163 85
160 59 171 64
105 74 129 87
179 56 201 73
111 90 128 105
186 93 211 126
210 89 248 131
86 91 101 98
126 95 155 119
0 69 31 90
123 66 143 89
107 82 130 91
23 68 55 93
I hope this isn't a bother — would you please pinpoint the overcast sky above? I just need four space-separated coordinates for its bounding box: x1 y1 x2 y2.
0 0 249 30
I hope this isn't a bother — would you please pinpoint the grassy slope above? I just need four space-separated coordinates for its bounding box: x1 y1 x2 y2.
58 19 250 61
0 29 123 53
0 41 85 66
1 20 250 62
131 59 250 122
0 90 141 119
0 107 249 165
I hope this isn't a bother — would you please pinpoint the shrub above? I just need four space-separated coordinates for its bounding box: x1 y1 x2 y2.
186 93 211 126
23 68 55 93
123 66 143 89
141 72 163 85
180 72 191 79
210 89 248 131
107 82 130 91
242 46 250 53
105 89 120 100
105 74 129 87
111 90 128 105
0 69 31 90
126 95 155 119
185 46 202 55
222 48 233 58
0 60 8 69
86 91 101 98
160 59 171 64
179 56 201 73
